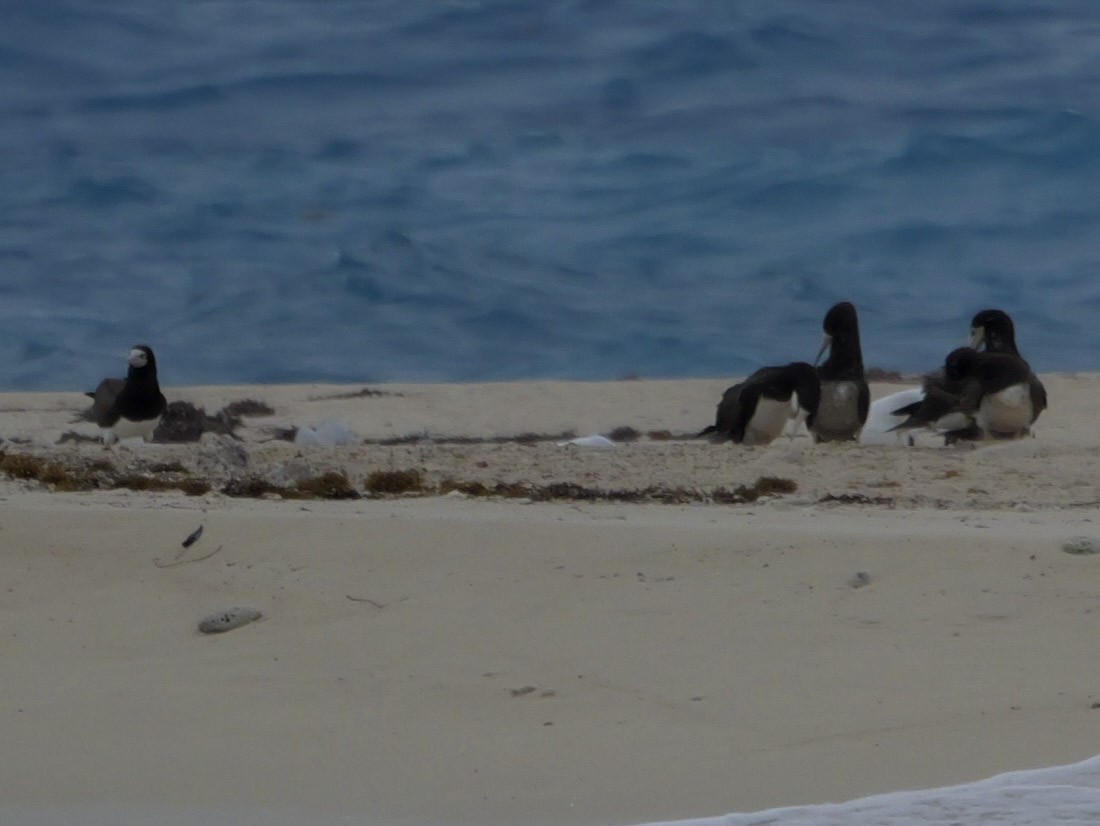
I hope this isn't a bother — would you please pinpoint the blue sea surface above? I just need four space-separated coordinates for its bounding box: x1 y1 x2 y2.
2 0 1100 390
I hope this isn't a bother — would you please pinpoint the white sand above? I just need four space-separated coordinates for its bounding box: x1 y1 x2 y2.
1 375 1099 826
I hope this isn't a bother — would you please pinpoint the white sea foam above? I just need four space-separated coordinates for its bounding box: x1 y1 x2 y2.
636 754 1100 826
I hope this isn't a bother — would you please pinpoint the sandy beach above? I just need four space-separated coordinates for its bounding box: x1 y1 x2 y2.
2 375 1100 826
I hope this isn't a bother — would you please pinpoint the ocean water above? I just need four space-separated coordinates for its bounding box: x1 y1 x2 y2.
7 753 1100 824
2 0 1100 390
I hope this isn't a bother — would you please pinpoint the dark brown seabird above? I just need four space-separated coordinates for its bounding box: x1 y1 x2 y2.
810 301 869 442
945 346 1047 439
86 345 167 444
892 309 1047 441
699 362 820 445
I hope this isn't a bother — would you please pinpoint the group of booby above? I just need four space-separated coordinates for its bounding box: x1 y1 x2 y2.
83 310 1043 449
85 345 167 444
884 310 1047 443
700 303 1046 447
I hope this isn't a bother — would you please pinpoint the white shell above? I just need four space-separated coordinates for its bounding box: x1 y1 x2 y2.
556 434 616 448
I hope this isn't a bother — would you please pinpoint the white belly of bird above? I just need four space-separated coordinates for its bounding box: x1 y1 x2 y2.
743 397 794 445
107 415 161 443
977 383 1032 437
815 381 863 440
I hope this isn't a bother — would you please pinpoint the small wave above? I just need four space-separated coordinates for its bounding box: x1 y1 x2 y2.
399 0 559 41
66 175 159 207
313 139 362 161
736 177 856 210
949 4 1063 25
883 133 1019 172
78 83 225 113
77 70 413 114
629 31 756 77
999 110 1100 169
749 18 838 52
600 77 642 113
603 151 693 172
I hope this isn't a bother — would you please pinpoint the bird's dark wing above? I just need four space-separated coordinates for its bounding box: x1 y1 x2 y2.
704 381 746 442
889 385 965 432
85 377 125 427
1028 374 1048 421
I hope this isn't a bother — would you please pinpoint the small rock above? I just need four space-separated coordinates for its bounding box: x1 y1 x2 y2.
198 606 262 634
265 458 313 488
1063 536 1098 555
847 571 872 588
199 432 249 469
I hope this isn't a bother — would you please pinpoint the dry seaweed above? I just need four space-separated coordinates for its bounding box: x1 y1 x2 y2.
818 493 895 506
0 451 208 495
221 477 283 498
221 399 275 417
0 453 52 479
261 426 299 442
152 399 267 443
296 471 360 499
147 460 188 473
711 477 798 504
433 476 795 505
364 468 425 494
222 471 360 500
151 402 204 442
607 426 641 442
177 478 213 496
439 479 493 496
362 431 577 447
307 387 402 401
56 431 104 445
755 476 798 495
394 472 799 504
153 401 228 443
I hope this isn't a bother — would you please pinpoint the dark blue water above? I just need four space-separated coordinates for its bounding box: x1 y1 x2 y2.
3 0 1100 390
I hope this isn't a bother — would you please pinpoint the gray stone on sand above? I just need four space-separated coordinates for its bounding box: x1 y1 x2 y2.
1062 536 1098 555
847 571 872 588
265 458 313 488
198 432 249 470
198 607 262 634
